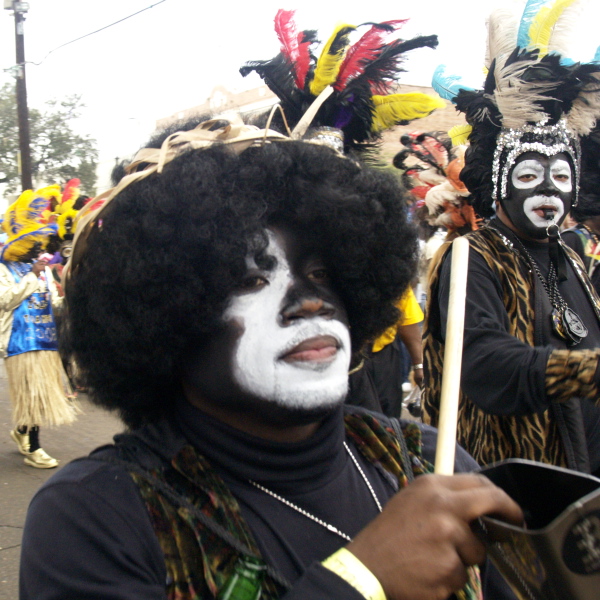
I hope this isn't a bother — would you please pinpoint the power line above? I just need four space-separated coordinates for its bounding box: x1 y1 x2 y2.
26 0 167 67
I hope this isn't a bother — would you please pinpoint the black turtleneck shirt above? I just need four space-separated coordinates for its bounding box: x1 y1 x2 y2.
175 402 396 583
20 401 513 600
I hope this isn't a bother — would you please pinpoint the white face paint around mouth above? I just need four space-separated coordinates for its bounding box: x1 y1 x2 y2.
223 231 351 411
522 195 565 228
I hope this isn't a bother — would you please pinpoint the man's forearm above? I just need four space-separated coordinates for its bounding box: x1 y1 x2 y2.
397 322 423 367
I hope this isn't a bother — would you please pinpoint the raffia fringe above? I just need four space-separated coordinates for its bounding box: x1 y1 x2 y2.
5 351 81 427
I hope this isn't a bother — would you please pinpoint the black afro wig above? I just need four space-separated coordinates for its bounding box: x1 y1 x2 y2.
62 139 418 427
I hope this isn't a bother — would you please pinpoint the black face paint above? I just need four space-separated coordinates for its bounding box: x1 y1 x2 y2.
501 152 574 240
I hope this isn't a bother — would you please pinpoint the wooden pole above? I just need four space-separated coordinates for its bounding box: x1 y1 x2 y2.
12 1 33 191
434 236 470 475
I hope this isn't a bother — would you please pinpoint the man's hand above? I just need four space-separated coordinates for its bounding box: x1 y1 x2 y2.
31 260 48 277
412 366 424 388
347 473 523 600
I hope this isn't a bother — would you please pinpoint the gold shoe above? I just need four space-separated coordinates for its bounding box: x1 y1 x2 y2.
10 429 30 455
23 448 59 469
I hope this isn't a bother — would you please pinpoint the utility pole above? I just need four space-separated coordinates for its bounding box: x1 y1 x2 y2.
5 0 32 191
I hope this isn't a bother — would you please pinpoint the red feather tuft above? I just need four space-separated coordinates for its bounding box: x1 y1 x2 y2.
295 30 313 90
61 178 81 204
335 20 407 92
419 135 449 170
86 198 106 213
409 185 432 200
274 10 303 88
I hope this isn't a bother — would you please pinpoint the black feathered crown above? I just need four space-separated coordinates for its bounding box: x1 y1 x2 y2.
240 10 444 154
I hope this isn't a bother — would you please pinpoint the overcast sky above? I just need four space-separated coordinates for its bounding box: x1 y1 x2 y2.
1 0 598 193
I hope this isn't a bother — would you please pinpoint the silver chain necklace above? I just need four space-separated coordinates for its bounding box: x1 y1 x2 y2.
248 441 382 542
488 223 588 345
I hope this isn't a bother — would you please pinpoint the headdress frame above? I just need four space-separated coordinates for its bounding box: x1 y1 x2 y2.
65 99 349 284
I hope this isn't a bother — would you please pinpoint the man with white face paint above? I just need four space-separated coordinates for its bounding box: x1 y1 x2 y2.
219 230 351 411
422 31 600 475
503 152 572 239
19 118 524 600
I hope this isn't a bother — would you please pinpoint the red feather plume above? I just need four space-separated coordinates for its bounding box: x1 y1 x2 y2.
335 20 407 92
295 30 313 90
61 178 81 205
85 198 106 214
274 10 310 90
419 135 449 170
409 185 432 200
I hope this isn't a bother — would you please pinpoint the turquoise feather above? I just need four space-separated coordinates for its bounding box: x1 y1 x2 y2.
431 65 473 103
594 45 600 63
517 0 550 49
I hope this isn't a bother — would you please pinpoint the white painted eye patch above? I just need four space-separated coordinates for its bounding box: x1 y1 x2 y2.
511 159 572 193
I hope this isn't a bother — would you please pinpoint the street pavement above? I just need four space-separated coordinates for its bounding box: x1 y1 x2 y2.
0 361 123 600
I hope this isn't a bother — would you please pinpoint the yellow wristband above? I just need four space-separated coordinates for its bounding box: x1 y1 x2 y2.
322 548 386 600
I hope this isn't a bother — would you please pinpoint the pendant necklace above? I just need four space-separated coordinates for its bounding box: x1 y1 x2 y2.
494 226 588 345
488 223 588 345
248 441 382 542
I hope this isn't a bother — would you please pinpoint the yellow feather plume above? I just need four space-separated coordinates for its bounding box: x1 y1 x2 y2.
1 186 60 261
35 185 61 202
449 124 473 146
309 23 355 96
528 0 577 58
4 188 55 235
57 208 78 240
56 198 75 215
370 94 446 132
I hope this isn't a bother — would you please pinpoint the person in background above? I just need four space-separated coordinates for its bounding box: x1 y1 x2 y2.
562 125 600 296
423 4 600 473
348 287 424 418
2 186 79 468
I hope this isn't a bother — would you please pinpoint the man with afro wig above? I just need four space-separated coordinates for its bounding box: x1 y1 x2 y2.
20 116 521 600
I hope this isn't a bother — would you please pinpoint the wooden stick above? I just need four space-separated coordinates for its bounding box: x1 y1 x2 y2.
435 236 470 475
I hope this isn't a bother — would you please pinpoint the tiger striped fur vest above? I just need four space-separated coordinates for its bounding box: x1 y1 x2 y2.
422 224 600 470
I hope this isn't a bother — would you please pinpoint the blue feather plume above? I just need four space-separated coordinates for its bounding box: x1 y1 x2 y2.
594 45 600 63
431 65 473 104
560 56 575 66
517 0 549 49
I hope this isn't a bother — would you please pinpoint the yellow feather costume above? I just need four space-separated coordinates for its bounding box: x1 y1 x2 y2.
2 187 60 262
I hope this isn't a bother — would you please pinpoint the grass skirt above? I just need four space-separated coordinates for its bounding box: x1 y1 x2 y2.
5 350 81 427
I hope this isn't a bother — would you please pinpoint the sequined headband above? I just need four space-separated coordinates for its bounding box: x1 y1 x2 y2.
492 119 581 205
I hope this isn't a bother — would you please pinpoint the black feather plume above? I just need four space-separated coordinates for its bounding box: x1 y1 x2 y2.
240 54 306 123
354 35 439 95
